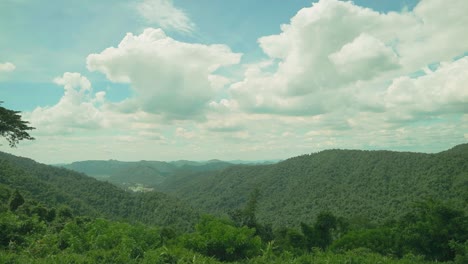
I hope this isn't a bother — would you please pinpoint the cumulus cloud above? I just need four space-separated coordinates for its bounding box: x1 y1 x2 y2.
398 0 468 68
383 57 468 121
230 0 468 117
208 99 239 113
25 72 168 138
14 0 467 163
87 28 241 119
28 72 105 134
137 0 194 33
0 62 16 72
328 33 400 79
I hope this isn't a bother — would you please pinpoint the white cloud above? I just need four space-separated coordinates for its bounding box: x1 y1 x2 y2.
53 71 91 92
398 0 468 69
328 33 400 79
10 0 468 163
208 75 232 91
218 0 468 157
0 62 15 72
137 0 194 33
175 127 195 139
383 57 468 120
230 0 468 117
208 99 239 113
203 118 244 133
87 28 241 119
231 0 400 114
28 72 105 134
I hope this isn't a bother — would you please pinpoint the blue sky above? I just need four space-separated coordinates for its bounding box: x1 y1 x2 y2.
0 0 466 163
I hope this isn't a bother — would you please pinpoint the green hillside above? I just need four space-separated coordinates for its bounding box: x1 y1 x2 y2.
0 152 199 230
1 147 467 263
3 197 455 264
61 159 235 188
159 144 468 228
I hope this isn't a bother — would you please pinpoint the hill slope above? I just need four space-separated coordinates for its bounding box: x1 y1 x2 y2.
0 152 199 230
61 159 235 187
158 144 468 227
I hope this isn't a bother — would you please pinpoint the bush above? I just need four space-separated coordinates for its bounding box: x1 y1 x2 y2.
183 215 262 261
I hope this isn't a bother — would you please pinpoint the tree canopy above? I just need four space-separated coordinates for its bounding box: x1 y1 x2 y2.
1 148 467 263
158 145 468 228
0 102 34 147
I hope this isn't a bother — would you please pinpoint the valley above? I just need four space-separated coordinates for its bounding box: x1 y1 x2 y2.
1 144 467 263
61 144 468 228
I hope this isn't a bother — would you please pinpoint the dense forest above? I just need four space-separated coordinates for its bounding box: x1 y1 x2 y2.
157 144 468 227
0 152 199 230
1 144 467 263
1 184 467 263
60 144 468 229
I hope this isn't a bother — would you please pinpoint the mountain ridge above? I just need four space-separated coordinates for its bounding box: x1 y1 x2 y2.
157 143 468 227
1 143 466 229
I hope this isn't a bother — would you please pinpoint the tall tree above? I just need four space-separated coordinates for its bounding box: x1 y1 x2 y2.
229 188 260 228
0 102 34 147
9 189 25 211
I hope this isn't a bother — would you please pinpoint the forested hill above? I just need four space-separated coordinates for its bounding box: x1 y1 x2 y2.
0 151 199 230
1 147 467 263
60 159 235 186
158 144 468 228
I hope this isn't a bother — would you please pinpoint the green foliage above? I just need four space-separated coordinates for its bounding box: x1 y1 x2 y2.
273 211 342 254
57 217 161 262
0 185 11 212
397 200 468 261
0 102 34 147
183 215 262 261
309 211 338 249
228 188 274 243
0 210 23 248
0 145 467 263
0 202 163 263
450 240 468 264
0 152 199 230
229 188 259 229
0 197 463 264
248 248 433 264
8 189 24 211
160 144 468 228
330 227 400 256
331 200 468 262
0 210 47 250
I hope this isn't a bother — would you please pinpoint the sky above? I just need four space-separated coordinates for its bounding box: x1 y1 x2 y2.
0 0 467 164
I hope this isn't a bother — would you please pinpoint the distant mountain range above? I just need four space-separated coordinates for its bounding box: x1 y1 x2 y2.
58 159 279 188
